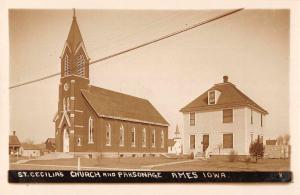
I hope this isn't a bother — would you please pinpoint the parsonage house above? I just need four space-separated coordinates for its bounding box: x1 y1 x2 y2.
53 12 168 158
180 76 268 158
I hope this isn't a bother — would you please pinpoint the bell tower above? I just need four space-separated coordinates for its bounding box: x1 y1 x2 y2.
61 9 90 79
55 9 90 152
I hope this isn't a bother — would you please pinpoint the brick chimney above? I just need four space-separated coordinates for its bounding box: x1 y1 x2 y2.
223 75 229 83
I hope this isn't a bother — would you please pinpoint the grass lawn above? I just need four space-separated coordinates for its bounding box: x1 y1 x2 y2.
9 156 34 163
10 157 187 170
156 158 290 171
9 156 290 171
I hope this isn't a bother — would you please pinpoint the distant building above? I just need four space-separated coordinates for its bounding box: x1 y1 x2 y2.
45 138 56 152
53 11 168 158
167 125 182 155
266 139 277 145
9 131 21 156
20 143 47 157
180 76 268 157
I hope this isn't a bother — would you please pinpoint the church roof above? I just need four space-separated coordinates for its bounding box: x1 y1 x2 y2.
81 86 169 126
180 76 268 114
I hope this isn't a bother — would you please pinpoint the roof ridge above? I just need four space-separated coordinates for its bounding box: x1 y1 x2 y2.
89 85 148 102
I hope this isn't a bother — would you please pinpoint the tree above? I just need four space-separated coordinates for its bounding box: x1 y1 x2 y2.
24 138 34 145
249 136 264 163
283 134 290 145
282 134 290 159
277 135 284 145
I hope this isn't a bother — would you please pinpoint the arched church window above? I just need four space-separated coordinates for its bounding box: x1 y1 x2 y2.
67 97 70 111
63 97 66 111
64 54 70 76
119 125 124 146
77 137 81 146
88 116 94 144
105 123 111 146
152 129 156 147
161 130 164 148
131 127 136 147
76 54 85 77
142 128 146 147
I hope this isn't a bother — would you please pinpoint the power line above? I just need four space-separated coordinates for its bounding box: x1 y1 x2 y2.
90 8 243 65
9 8 243 89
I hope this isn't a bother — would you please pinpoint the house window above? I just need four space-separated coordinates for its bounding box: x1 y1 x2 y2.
105 123 111 146
119 125 124 146
152 130 156 147
64 54 70 76
142 128 146 147
251 109 253 124
190 112 195 126
88 116 94 144
260 114 263 127
223 109 233 123
160 130 164 148
76 54 85 77
131 127 136 147
208 90 216 104
190 135 195 149
223 133 233 149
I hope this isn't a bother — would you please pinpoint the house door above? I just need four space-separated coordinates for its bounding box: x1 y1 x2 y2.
63 127 70 152
203 134 209 152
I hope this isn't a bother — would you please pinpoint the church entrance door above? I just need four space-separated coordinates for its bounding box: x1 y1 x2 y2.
63 127 70 152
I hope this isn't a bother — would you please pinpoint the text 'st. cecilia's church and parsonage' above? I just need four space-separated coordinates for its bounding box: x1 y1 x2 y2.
53 11 269 158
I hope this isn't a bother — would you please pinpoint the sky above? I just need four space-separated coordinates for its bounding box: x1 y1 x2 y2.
9 9 289 143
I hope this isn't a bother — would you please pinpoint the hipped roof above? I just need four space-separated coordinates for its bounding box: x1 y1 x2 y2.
180 82 268 114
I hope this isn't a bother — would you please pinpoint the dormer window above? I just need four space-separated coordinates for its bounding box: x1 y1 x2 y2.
208 90 216 105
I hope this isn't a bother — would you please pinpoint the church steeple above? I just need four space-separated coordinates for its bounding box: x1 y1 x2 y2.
61 9 90 79
66 9 84 53
175 124 180 139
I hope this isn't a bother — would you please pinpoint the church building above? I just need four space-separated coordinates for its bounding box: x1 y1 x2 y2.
53 12 169 158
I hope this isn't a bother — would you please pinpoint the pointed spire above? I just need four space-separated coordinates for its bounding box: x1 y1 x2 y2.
66 9 84 52
175 124 180 138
